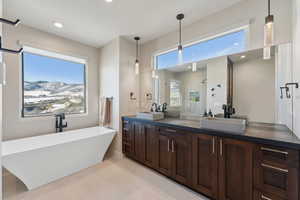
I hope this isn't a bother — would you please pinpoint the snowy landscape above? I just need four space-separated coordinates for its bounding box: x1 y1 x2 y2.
23 81 85 116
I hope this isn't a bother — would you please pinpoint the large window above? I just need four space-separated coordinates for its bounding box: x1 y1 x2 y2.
22 48 86 117
156 29 247 69
170 80 181 107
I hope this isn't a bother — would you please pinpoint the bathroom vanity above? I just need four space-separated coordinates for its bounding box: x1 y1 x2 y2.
122 116 300 200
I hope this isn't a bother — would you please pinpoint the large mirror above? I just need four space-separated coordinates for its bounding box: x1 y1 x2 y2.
155 43 293 128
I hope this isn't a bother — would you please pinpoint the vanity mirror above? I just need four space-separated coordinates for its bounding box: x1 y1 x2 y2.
154 43 294 129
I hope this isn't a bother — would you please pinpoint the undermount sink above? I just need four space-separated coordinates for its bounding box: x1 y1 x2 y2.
136 112 164 121
200 117 246 134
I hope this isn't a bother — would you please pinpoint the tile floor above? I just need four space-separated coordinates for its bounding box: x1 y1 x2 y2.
3 158 209 200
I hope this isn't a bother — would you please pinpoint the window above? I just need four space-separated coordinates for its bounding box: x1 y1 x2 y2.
170 80 181 107
22 47 86 117
189 91 200 102
156 29 247 69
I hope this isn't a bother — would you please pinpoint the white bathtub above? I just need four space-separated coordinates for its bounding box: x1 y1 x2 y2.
2 126 116 190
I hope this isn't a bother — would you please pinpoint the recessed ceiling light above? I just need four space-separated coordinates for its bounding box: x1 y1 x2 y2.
240 55 246 59
53 22 63 28
105 0 113 2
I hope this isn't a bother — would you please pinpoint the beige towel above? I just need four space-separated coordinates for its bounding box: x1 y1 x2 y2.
100 97 112 127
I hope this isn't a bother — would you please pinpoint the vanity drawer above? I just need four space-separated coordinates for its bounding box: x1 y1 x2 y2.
257 145 299 167
254 145 299 200
158 127 178 135
254 190 286 200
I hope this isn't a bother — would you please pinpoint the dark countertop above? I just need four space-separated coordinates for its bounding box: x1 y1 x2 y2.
123 116 300 150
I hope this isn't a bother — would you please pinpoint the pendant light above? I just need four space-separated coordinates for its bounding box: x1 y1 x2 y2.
264 0 274 60
176 13 184 55
152 69 156 78
134 37 140 75
192 62 197 72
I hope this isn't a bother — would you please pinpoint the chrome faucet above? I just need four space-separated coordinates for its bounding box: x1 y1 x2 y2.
55 113 68 133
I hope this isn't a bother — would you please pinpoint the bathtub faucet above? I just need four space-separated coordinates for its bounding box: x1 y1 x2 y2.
55 113 68 133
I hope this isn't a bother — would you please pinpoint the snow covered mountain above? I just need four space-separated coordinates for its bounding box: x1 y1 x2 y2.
24 81 84 96
23 81 85 116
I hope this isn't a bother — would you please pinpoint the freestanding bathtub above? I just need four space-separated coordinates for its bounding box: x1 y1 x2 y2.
2 126 116 190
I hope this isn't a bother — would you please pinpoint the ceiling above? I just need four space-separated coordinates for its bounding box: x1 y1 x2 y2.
4 0 243 48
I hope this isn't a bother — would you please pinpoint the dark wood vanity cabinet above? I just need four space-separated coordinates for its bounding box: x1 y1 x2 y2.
157 127 192 186
123 121 157 169
157 132 172 176
254 145 299 200
122 118 300 200
142 124 158 168
192 134 218 199
123 122 192 186
192 135 253 200
218 138 253 200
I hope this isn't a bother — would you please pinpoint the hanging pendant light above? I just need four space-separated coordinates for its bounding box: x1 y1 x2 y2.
134 37 140 75
177 14 184 63
152 69 156 78
264 0 274 60
192 62 197 72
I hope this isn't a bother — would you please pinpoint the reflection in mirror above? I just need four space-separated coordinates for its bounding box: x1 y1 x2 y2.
230 48 275 123
155 44 293 126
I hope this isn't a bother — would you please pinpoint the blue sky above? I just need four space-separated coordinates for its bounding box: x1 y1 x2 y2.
157 30 246 69
23 53 85 84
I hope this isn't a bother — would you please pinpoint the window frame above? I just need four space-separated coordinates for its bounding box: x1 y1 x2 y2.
152 25 249 104
153 25 249 70
21 47 88 118
169 79 182 107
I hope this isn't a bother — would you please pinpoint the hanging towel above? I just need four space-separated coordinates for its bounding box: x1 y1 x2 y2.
100 97 112 127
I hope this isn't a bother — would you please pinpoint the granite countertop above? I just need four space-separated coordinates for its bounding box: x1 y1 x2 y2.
123 116 300 150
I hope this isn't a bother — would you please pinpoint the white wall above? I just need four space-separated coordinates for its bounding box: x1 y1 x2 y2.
233 57 275 123
140 0 292 109
99 38 120 131
207 56 228 114
99 36 136 159
176 69 207 115
3 25 100 140
292 0 300 137
156 70 176 106
99 37 137 131
275 43 293 129
119 37 139 119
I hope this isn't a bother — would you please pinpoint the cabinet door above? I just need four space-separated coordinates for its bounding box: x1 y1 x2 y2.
171 133 192 186
157 133 172 177
192 134 218 199
142 125 158 168
218 138 253 200
132 122 144 161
